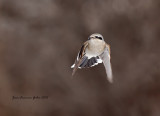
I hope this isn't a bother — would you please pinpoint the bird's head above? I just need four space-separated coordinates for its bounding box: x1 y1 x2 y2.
88 33 104 41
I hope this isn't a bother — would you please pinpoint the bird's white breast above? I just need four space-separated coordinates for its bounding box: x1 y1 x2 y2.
85 39 106 58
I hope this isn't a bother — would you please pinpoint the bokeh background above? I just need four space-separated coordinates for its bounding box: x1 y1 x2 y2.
0 0 160 116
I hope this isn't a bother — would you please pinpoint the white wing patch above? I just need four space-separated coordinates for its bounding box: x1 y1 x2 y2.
71 64 75 68
97 59 102 63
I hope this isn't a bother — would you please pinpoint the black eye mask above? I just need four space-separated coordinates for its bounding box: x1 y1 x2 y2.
95 36 103 40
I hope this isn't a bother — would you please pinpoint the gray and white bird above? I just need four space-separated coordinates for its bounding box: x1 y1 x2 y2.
71 33 113 83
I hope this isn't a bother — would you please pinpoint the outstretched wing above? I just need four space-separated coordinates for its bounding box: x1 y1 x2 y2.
71 56 102 69
99 44 113 83
71 41 88 76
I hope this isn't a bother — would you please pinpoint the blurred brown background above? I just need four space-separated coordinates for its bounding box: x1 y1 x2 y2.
0 0 160 116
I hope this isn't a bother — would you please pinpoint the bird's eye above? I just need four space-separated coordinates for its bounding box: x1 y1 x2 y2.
95 36 103 40
98 37 102 40
95 36 102 40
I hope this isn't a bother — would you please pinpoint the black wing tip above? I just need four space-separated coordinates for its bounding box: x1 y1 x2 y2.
78 56 102 68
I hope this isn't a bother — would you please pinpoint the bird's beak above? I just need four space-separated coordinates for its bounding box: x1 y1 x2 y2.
90 37 94 40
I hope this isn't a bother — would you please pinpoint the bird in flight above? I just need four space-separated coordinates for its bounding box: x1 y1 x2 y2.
71 33 113 83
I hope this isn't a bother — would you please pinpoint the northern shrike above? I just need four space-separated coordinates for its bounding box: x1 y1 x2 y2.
71 33 113 83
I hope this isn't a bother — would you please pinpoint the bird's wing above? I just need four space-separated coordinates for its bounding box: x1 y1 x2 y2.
72 41 88 76
99 44 113 83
